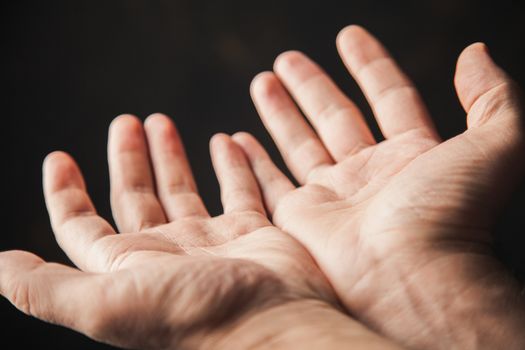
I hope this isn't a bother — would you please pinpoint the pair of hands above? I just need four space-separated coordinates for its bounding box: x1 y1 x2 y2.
1 26 524 349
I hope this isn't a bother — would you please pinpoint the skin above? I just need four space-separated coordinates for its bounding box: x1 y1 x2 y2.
235 25 525 350
0 114 403 349
1 24 523 350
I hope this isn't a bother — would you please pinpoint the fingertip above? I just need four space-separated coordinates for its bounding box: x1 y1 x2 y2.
456 42 491 74
209 133 231 157
250 71 288 107
143 113 180 143
43 152 84 193
460 42 489 56
108 114 149 156
231 131 253 143
472 42 489 53
231 132 258 154
110 113 140 128
144 113 172 129
213 133 251 170
210 132 230 147
251 71 275 85
273 50 307 73
250 71 278 98
337 24 367 43
336 24 371 49
454 42 509 113
146 112 170 119
108 114 143 141
336 25 388 74
43 150 73 169
43 151 80 180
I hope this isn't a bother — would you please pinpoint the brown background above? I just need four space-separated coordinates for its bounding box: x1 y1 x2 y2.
2 1 524 348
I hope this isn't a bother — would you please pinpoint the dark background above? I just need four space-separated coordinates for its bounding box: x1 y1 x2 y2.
2 1 524 348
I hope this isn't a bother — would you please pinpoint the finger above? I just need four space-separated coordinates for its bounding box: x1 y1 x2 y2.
273 51 375 159
250 72 333 184
108 115 166 232
337 25 439 140
43 151 116 271
144 114 209 220
210 133 266 214
232 132 295 215
0 250 104 336
454 43 519 128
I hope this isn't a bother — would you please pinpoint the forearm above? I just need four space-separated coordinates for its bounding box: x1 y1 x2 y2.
414 255 525 350
200 299 405 350
350 248 525 350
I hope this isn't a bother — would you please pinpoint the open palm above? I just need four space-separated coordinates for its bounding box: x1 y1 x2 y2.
235 26 525 349
0 115 350 349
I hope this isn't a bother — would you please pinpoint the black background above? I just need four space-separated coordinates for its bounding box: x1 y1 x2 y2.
2 1 524 348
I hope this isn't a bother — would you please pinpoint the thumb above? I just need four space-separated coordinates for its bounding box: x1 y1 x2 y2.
454 43 522 129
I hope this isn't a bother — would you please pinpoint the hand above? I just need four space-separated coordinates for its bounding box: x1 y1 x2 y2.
0 114 403 349
235 25 525 349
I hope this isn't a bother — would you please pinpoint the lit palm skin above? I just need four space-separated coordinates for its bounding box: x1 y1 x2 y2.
0 114 402 349
236 26 525 349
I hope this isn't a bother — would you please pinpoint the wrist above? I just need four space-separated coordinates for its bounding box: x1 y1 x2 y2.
202 299 403 350
348 240 525 350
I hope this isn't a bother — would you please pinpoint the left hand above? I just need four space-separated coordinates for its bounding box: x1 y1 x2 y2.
0 114 402 349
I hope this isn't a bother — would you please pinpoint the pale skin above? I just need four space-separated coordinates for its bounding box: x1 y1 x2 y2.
0 24 524 350
235 25 525 349
0 114 403 349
